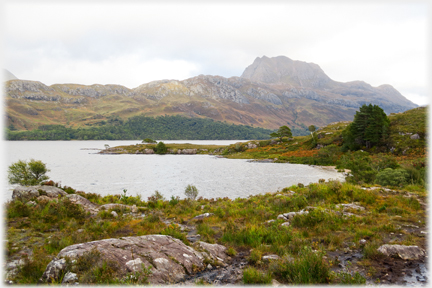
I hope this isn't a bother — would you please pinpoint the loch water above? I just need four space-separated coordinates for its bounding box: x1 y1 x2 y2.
5 140 345 201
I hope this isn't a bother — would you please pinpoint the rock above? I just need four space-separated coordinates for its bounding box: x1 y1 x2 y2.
410 134 420 140
26 201 37 207
66 194 100 214
41 235 227 285
37 195 56 202
277 209 309 221
144 149 154 154
272 279 281 286
196 241 228 263
338 203 365 211
247 142 257 149
266 219 275 224
262 255 280 262
180 149 197 154
131 205 138 213
62 272 78 284
187 235 201 243
192 213 214 220
359 239 367 245
12 185 67 202
100 203 130 211
111 211 118 218
280 222 290 227
40 258 67 283
377 244 426 260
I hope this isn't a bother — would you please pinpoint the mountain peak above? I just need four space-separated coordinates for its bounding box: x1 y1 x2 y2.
241 55 332 88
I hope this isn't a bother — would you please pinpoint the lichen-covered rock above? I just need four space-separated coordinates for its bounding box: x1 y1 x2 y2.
40 235 228 285
12 185 67 202
262 254 280 262
410 133 420 140
377 244 426 260
66 194 100 214
40 258 67 283
62 272 78 284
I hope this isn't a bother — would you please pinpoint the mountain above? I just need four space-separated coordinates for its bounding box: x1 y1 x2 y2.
4 56 417 131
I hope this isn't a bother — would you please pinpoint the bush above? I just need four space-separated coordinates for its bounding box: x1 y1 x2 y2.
375 168 409 187
8 159 50 186
184 184 199 201
155 141 167 154
271 247 330 284
243 267 272 284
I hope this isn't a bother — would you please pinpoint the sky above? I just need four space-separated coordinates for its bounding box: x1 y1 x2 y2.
2 1 430 106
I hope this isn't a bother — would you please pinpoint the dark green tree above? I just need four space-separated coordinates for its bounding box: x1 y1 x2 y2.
270 125 292 141
342 104 390 150
155 141 167 154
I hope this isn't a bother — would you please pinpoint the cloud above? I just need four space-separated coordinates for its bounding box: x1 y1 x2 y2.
3 2 428 105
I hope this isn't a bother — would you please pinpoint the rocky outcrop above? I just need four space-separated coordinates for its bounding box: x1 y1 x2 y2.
40 235 229 284
377 244 426 260
12 185 67 202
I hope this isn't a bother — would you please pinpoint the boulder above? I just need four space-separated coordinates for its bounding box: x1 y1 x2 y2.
12 185 67 202
144 149 154 154
192 213 214 220
40 235 228 285
247 142 257 149
410 133 420 140
66 194 100 214
100 203 131 211
181 149 197 154
377 244 426 260
277 209 309 221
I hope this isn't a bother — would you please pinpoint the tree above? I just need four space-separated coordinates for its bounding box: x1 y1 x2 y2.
308 125 316 133
8 159 50 186
342 104 390 150
155 141 167 154
142 138 156 144
184 184 199 201
270 125 292 141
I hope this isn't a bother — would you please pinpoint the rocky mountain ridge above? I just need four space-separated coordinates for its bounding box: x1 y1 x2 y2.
5 56 417 130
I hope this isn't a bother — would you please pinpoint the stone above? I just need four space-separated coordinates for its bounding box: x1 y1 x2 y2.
247 142 257 149
12 185 67 202
144 149 154 154
207 264 212 270
377 244 426 260
40 258 67 283
37 195 55 202
192 213 214 220
66 194 100 214
196 241 228 263
131 205 138 213
62 272 78 284
262 254 280 262
338 203 365 211
410 134 420 140
111 211 118 218
26 201 37 207
280 222 290 227
40 235 228 285
272 279 281 286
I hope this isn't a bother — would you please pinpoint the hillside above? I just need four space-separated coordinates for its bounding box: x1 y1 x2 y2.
4 56 417 132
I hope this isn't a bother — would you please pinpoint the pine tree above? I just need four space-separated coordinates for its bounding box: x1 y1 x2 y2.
342 104 390 150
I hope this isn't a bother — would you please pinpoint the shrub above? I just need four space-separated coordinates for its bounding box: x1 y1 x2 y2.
155 141 167 154
375 168 409 187
184 184 199 201
271 247 330 284
243 267 272 284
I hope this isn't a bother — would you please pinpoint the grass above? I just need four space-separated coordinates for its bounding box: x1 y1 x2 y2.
5 176 427 285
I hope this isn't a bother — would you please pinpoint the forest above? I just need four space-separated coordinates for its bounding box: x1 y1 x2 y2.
6 115 284 140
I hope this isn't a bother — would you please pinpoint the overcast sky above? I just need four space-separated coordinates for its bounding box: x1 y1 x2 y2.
2 1 429 106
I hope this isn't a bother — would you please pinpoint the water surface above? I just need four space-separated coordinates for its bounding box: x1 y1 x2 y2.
5 140 345 201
